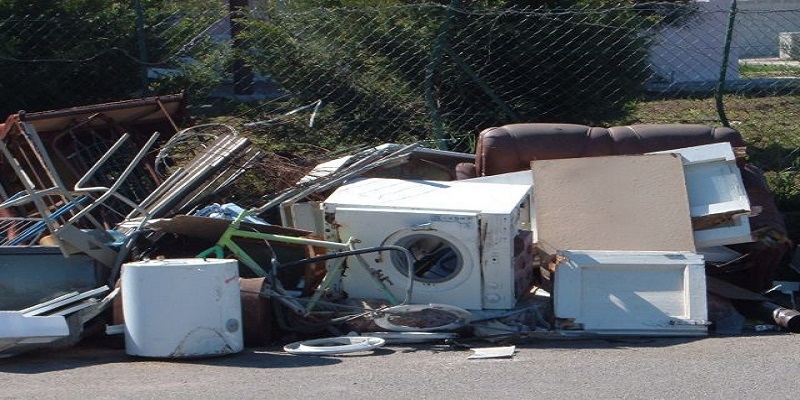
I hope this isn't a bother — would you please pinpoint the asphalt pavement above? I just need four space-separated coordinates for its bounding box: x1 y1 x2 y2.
1 332 798 399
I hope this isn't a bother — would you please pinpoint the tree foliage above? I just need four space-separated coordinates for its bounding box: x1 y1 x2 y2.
0 0 223 115
0 0 654 152
240 2 649 150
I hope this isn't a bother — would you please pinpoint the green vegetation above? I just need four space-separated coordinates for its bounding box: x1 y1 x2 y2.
1 1 798 238
235 3 650 152
740 63 800 79
0 0 226 115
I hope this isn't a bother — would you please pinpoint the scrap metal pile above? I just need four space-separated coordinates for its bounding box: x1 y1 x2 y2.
1 96 797 358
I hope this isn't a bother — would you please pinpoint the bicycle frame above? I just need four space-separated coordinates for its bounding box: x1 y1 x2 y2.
196 209 407 316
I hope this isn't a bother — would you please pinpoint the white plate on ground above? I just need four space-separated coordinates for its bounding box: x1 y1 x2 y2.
283 336 385 355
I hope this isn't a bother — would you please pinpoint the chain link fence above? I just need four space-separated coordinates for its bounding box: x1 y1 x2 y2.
1 1 799 202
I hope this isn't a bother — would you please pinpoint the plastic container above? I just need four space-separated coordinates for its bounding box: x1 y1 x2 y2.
121 258 243 358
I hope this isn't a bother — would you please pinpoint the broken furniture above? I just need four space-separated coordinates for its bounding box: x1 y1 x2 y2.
532 143 753 252
553 250 708 336
0 96 191 356
531 152 709 335
0 128 160 269
457 123 791 293
456 122 794 335
650 142 752 248
0 93 188 228
0 94 189 267
0 111 262 303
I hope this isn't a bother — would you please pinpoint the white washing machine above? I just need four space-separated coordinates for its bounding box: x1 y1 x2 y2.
323 177 533 310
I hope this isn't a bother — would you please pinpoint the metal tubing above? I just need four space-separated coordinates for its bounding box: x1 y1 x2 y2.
18 122 74 199
67 132 160 224
73 133 133 189
126 167 187 219
147 136 249 218
0 139 66 251
18 122 105 230
734 299 800 333
253 143 419 216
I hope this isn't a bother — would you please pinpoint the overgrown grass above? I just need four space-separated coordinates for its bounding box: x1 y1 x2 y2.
739 63 800 78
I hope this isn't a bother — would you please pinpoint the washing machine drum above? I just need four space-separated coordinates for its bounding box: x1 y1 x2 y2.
386 230 471 285
338 211 483 310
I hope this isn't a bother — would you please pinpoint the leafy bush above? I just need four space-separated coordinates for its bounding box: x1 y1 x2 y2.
236 3 650 152
0 0 226 116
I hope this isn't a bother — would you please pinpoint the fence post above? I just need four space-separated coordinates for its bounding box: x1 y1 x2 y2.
134 0 149 95
230 0 254 96
424 1 459 150
716 0 737 128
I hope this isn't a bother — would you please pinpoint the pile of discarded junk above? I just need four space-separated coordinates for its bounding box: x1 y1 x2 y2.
1 94 797 359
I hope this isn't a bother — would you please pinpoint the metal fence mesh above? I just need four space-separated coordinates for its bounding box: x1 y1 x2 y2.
1 1 799 195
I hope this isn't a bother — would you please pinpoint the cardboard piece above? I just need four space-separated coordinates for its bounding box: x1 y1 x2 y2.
531 154 695 253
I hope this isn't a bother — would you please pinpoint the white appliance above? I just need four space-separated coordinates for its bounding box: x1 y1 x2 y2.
651 142 752 248
553 250 708 336
323 177 534 310
0 312 69 358
122 258 243 358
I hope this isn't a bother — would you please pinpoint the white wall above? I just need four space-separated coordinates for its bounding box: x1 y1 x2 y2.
737 0 800 58
648 0 740 84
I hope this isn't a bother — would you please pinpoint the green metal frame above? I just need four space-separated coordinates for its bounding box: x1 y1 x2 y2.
196 210 399 315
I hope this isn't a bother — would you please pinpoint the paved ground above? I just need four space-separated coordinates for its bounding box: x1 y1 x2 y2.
1 332 798 399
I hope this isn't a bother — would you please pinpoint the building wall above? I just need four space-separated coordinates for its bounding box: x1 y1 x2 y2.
737 0 800 58
648 0 740 83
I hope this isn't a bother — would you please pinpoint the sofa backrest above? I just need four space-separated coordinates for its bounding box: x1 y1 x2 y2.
473 123 745 177
607 124 745 156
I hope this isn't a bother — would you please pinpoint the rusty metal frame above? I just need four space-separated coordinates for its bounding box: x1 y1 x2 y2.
0 94 187 214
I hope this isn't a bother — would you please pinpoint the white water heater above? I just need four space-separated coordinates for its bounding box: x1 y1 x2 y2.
122 258 243 358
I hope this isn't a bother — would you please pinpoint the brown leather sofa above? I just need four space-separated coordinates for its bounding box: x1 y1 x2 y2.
456 123 791 292
456 123 745 178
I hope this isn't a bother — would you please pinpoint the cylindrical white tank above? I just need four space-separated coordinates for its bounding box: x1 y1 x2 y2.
122 258 243 358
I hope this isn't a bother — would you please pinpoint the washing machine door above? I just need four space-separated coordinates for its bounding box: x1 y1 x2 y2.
384 221 476 288
335 209 483 309
366 213 483 309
